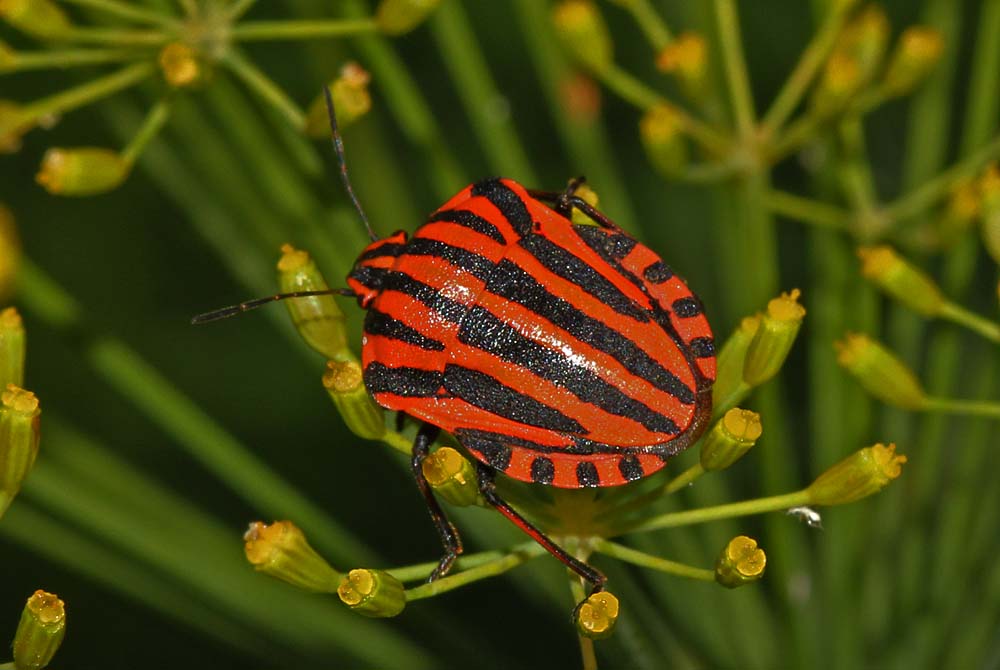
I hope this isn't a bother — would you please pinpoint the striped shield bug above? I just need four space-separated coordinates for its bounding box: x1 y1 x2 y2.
195 89 716 605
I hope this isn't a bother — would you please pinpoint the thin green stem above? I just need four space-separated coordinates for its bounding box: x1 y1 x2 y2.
222 49 305 130
404 543 546 601
882 134 1000 227
616 0 672 51
230 19 377 41
714 0 756 138
3 47 145 71
759 2 852 138
567 577 598 670
678 160 743 183
226 0 257 21
665 463 706 494
387 542 536 583
924 396 1000 419
767 111 823 163
63 26 171 46
628 489 811 534
713 380 752 419
763 189 851 229
939 302 1000 344
60 0 180 27
594 539 716 581
121 96 172 165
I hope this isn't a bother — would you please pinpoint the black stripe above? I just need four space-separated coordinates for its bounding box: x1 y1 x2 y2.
690 336 715 358
358 241 405 262
364 362 442 397
672 297 703 318
618 455 644 482
471 178 533 236
573 224 649 296
487 260 696 405
457 306 679 435
518 233 649 322
642 261 674 284
401 237 496 280
606 233 637 259
577 462 600 487
443 364 585 434
530 457 555 484
460 434 512 471
364 309 445 351
375 269 468 323
428 208 506 244
457 429 665 456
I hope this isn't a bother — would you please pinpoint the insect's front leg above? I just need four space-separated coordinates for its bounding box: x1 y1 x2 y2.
411 422 463 581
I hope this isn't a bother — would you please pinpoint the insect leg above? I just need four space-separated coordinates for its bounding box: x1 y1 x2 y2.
411 422 464 581
475 463 607 595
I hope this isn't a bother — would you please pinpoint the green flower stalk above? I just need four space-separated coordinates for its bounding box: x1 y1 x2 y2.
305 63 372 138
979 163 1000 264
35 147 131 196
575 591 619 640
552 0 613 73
857 245 945 316
322 360 386 441
12 590 65 670
713 314 760 408
0 203 19 298
835 332 928 409
743 289 806 387
807 443 906 505
0 307 25 389
0 385 40 518
338 569 406 618
655 32 709 102
422 446 480 507
715 535 766 588
640 104 688 178
243 520 342 593
700 407 762 472
375 0 441 36
277 244 349 360
881 26 944 97
0 0 72 40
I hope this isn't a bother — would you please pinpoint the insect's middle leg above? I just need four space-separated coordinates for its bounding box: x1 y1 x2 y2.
411 422 463 581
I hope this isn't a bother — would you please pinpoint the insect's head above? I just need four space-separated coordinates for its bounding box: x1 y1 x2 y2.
347 230 408 309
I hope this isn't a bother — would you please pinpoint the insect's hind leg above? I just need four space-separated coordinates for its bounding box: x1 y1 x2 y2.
475 463 606 596
411 422 463 581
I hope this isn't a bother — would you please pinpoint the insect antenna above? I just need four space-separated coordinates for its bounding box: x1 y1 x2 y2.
191 288 356 325
323 85 378 242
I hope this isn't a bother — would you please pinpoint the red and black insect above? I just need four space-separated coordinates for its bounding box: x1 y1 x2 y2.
196 91 716 601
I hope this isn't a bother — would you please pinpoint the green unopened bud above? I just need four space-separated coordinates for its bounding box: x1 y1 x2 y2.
743 290 805 387
0 40 14 73
713 314 760 406
808 442 906 505
338 568 406 617
322 360 385 440
12 590 65 670
422 446 480 507
0 203 20 297
569 182 600 227
656 32 709 102
0 307 25 388
158 42 205 88
1 385 40 517
715 535 765 588
700 408 762 471
640 104 688 178
882 26 943 97
244 520 341 592
1 100 31 153
552 1 612 72
277 244 349 359
575 591 619 639
979 163 1000 264
935 180 980 246
812 52 863 116
36 147 131 196
0 0 71 40
306 62 372 138
857 245 944 316
835 332 927 409
375 0 440 35
833 4 889 87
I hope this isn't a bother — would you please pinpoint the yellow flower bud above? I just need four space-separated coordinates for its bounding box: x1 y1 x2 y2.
0 0 72 40
277 244 349 360
0 203 20 297
979 163 1000 264
882 26 944 97
305 62 372 138
656 32 709 102
560 73 602 125
244 520 342 593
0 40 14 73
0 307 25 389
743 290 805 387
158 42 204 88
0 100 30 153
808 442 906 505
812 52 863 116
713 314 760 407
12 590 66 670
569 181 599 227
36 147 131 196
322 360 385 440
422 446 480 507
935 179 980 246
575 590 619 640
835 332 928 409
552 0 613 72
338 568 406 617
700 408 762 472
715 535 766 588
833 4 889 87
0 384 40 517
639 104 688 178
375 0 441 36
857 245 944 316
